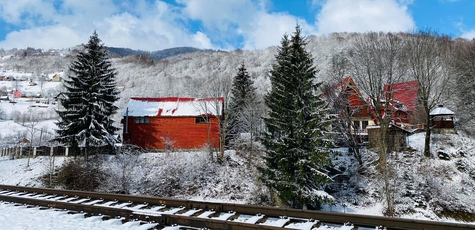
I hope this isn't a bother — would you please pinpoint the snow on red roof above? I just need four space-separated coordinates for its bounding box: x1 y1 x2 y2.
123 97 224 117
384 80 418 112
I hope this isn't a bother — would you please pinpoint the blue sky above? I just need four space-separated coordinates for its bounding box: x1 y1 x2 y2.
0 0 473 51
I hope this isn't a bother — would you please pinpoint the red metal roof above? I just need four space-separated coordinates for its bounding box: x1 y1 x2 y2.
384 80 418 112
124 97 224 117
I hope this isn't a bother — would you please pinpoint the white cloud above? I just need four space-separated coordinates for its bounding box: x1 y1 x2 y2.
0 0 58 25
176 0 262 49
0 0 217 51
176 0 313 50
0 25 84 49
314 0 415 34
3 0 419 51
192 31 213 49
95 10 215 51
461 29 475 40
0 0 319 51
242 13 315 50
178 0 260 32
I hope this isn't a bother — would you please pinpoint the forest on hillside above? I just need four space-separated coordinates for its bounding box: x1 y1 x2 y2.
1 31 473 134
2 31 475 219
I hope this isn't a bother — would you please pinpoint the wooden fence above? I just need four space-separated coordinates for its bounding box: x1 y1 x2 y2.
0 146 112 158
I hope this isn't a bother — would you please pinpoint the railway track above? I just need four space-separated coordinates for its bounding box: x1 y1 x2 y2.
0 185 473 230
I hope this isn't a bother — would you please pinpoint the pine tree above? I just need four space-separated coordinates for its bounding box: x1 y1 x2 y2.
260 25 333 209
55 31 119 159
227 63 257 143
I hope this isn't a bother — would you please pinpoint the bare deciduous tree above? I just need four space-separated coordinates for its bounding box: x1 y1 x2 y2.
405 30 452 157
452 38 475 130
347 32 407 216
107 145 145 194
325 52 368 164
199 74 233 160
21 110 41 167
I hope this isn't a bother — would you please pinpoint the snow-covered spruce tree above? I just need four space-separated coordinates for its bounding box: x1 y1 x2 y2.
259 25 333 209
55 31 119 159
227 63 258 143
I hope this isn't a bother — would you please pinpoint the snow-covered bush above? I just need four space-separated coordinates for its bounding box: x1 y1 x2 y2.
100 145 147 194
232 136 265 166
54 156 106 191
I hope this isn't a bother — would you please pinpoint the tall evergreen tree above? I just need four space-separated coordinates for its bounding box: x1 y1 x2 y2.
260 26 333 209
55 31 119 158
227 63 258 142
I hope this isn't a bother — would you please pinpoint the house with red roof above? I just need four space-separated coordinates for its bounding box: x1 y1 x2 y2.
122 97 223 150
382 80 419 127
333 77 375 132
327 77 422 139
327 78 421 149
324 77 376 144
13 90 22 98
342 77 375 132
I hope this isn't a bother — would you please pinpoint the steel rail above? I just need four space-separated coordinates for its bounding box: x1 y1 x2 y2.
0 185 474 230
0 192 290 230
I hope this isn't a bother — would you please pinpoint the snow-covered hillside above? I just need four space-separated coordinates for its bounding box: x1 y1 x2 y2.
1 33 475 223
1 132 475 224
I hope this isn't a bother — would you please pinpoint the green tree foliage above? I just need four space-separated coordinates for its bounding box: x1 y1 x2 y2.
227 63 258 142
55 31 119 158
260 25 333 209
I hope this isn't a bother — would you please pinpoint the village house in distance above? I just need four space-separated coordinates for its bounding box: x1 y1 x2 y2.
333 77 455 151
121 97 223 150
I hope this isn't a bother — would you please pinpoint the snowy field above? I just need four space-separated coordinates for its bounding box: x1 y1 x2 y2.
0 79 61 121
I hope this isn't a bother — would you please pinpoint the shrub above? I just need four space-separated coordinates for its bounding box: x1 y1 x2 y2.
55 157 106 191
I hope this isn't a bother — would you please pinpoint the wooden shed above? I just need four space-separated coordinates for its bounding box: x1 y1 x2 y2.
367 125 410 152
430 105 456 134
122 97 223 150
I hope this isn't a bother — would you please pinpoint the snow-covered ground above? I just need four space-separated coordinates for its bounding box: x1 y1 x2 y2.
0 156 354 229
1 126 475 227
0 67 475 228
0 202 161 230
0 200 357 230
0 79 61 121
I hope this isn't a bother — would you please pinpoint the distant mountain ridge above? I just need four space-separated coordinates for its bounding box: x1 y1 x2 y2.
106 46 214 60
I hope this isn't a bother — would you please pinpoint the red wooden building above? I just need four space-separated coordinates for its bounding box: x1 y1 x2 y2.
383 80 419 126
13 90 22 98
122 97 223 150
326 78 375 132
339 77 374 132
368 80 420 128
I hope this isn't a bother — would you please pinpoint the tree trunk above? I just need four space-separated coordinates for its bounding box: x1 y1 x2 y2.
423 106 432 157
379 118 394 216
85 140 89 161
353 146 363 165
424 126 431 157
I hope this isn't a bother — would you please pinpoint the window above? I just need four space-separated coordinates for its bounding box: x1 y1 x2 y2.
362 120 369 129
353 120 360 129
135 117 150 124
195 116 209 124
